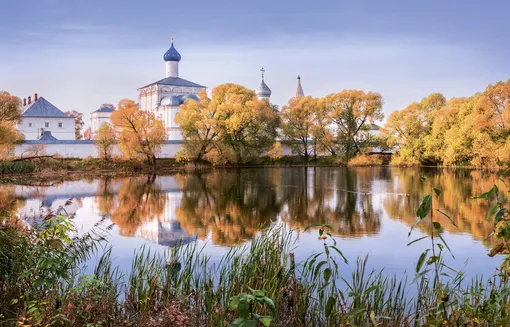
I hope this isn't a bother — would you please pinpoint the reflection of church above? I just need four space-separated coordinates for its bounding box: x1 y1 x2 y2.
134 192 197 247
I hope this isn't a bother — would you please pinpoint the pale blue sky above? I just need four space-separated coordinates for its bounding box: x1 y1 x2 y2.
1 0 509 124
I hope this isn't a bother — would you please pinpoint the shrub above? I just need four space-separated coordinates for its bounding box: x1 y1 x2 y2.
348 154 387 166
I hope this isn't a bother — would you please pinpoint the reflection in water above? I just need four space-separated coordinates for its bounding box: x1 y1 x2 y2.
280 167 382 237
5 167 501 249
175 170 281 246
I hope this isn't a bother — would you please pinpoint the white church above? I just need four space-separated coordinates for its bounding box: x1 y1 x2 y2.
137 38 206 140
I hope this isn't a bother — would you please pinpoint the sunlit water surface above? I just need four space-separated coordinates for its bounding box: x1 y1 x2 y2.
3 167 505 282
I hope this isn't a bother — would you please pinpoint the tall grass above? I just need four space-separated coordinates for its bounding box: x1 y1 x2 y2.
2 219 509 326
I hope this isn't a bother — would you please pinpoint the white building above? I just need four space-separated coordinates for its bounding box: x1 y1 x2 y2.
91 104 115 135
138 38 206 140
16 94 75 140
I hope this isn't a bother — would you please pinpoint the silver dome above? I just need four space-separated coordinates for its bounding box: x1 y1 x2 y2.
256 80 272 97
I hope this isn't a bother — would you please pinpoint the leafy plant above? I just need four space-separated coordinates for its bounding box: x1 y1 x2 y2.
229 288 275 326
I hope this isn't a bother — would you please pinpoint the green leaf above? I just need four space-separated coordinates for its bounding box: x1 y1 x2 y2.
323 267 332 283
240 320 257 327
325 296 337 317
416 195 432 219
304 224 321 231
427 256 439 265
230 317 245 327
416 249 429 273
437 209 456 227
420 175 427 182
486 204 499 222
262 297 276 314
433 188 442 196
475 185 499 201
230 295 241 310
495 208 507 223
259 316 273 327
330 246 349 264
432 222 441 231
251 289 266 297
407 236 428 247
238 299 249 319
314 261 328 280
347 307 367 318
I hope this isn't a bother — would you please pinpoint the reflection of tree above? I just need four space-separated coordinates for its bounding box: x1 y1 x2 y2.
175 170 280 246
108 175 166 236
95 178 115 215
0 185 25 220
282 167 382 237
383 168 499 245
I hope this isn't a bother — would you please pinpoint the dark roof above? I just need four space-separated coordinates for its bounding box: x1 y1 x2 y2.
92 106 115 113
38 131 58 141
22 97 70 118
139 77 206 89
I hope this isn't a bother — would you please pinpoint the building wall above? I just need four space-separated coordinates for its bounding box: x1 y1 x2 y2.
14 141 293 159
17 117 76 140
91 112 113 134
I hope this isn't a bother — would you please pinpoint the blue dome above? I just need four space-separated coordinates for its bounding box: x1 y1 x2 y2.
163 42 181 62
179 94 199 104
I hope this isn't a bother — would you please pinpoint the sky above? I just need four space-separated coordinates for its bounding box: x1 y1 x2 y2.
1 0 510 126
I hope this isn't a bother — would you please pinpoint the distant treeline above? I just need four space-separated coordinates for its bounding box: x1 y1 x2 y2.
384 79 510 166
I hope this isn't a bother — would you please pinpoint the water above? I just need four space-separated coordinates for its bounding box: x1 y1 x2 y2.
2 167 504 280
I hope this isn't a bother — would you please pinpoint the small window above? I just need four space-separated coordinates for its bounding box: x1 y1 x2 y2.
58 122 63 128
45 122 49 128
28 123 32 127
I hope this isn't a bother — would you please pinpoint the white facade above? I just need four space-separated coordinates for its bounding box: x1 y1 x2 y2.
90 104 115 135
17 116 75 140
138 40 206 141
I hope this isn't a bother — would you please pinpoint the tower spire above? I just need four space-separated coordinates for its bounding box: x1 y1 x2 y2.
294 75 304 98
260 67 265 80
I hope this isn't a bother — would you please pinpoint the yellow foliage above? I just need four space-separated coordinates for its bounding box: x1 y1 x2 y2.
111 99 166 165
267 142 283 161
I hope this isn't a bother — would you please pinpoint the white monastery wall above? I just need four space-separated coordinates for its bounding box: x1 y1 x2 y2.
14 141 294 159
17 117 76 140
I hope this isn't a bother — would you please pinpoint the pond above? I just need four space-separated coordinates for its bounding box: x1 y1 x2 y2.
2 167 504 280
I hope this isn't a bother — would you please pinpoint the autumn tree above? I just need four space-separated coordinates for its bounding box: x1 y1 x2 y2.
384 93 445 165
0 91 24 159
111 99 167 165
280 96 317 160
311 97 337 156
83 127 92 140
214 83 279 163
93 123 116 161
65 110 85 140
177 84 279 164
176 90 219 163
326 90 384 160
